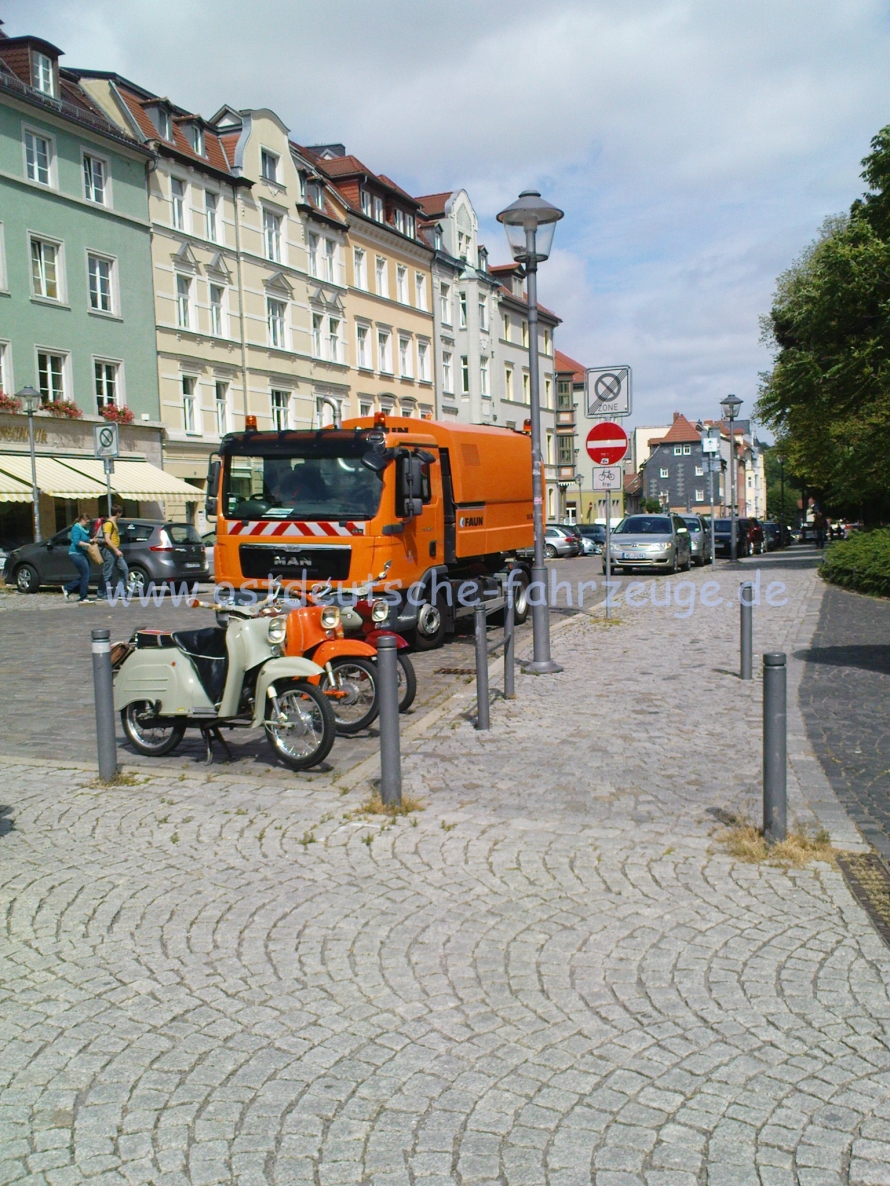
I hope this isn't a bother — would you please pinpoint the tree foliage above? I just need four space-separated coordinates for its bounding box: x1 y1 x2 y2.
757 129 890 517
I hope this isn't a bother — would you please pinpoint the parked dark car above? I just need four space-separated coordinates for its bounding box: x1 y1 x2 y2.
762 521 785 551
3 519 209 594
712 517 763 558
578 524 606 554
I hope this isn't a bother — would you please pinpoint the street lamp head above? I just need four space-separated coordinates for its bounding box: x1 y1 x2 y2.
16 385 41 415
720 393 742 421
497 190 564 261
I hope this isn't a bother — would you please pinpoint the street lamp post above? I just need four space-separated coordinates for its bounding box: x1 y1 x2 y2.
17 385 42 543
720 394 742 562
497 190 564 674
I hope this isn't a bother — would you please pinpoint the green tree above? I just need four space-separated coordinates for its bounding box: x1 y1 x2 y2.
757 129 890 519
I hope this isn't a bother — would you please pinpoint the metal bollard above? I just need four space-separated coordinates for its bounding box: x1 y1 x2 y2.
740 581 753 681
762 652 787 843
504 586 516 700
91 628 117 782
474 603 490 730
377 634 401 806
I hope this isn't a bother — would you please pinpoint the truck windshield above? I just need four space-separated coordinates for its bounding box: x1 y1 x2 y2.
223 449 384 522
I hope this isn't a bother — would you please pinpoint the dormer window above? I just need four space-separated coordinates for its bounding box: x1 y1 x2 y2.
433 226 443 250
308 181 324 208
32 51 55 97
406 214 415 239
146 105 172 141
189 124 205 156
261 150 279 183
395 209 405 234
373 195 384 223
360 189 372 217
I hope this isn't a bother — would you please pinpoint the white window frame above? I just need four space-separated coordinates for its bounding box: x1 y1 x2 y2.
181 374 198 433
504 365 513 400
396 265 407 304
694 465 704 477
308 233 319 278
360 190 372 217
260 149 279 184
86 251 117 316
323 238 336 283
503 313 510 341
478 297 488 332
375 256 388 298
443 352 453 393
93 357 123 410
660 467 669 478
190 124 205 157
415 272 427 311
695 488 705 502
263 208 283 263
24 127 54 188
480 356 489 395
521 320 529 348
170 177 187 231
353 247 367 289
36 348 69 403
399 335 412 378
373 195 384 223
267 297 287 349
205 190 219 243
440 283 451 325
0 339 13 395
356 322 370 369
0 222 7 292
674 446 683 456
209 283 226 337
683 445 692 455
359 400 372 417
214 380 230 435
32 51 56 97
30 235 64 303
406 214 416 240
395 209 405 235
522 372 530 403
175 273 191 329
543 328 551 355
459 292 467 328
271 388 291 431
82 150 110 206
417 340 429 383
461 355 470 394
377 329 392 374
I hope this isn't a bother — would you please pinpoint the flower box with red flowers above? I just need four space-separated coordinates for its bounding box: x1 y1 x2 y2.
41 400 83 419
99 404 135 425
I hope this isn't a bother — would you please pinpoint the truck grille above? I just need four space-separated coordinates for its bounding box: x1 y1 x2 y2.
239 543 352 581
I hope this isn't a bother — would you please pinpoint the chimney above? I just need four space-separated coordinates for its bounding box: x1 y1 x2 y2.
673 412 680 421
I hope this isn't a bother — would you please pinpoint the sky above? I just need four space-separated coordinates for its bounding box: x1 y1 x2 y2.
9 0 890 434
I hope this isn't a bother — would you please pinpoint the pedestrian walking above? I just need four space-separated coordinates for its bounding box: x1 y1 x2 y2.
62 513 95 603
813 508 827 550
97 504 129 599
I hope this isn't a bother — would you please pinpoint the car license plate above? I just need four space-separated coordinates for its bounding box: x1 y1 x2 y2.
622 551 644 560
184 562 201 568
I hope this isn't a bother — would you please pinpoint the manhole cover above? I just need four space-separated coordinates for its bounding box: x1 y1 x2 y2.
836 852 890 948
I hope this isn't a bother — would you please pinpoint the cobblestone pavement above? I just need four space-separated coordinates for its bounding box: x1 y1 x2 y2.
1 558 889 1186
799 583 890 865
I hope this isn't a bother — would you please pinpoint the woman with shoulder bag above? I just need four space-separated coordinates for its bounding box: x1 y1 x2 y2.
63 514 96 603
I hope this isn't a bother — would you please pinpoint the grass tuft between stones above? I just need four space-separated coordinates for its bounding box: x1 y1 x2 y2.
351 791 424 819
718 817 836 867
88 770 145 789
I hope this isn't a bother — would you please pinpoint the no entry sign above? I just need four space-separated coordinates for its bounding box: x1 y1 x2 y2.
585 421 628 466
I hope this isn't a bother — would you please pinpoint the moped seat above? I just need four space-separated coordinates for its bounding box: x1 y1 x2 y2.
171 626 228 704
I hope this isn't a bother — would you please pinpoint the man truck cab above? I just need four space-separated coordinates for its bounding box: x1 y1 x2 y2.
206 414 534 648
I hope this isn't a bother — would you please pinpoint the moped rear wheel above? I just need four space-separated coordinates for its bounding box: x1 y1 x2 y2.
397 653 417 713
121 701 186 756
320 657 379 735
264 680 336 769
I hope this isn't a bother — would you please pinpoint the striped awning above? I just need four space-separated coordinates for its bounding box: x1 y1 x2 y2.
0 454 108 499
57 458 199 500
0 467 35 503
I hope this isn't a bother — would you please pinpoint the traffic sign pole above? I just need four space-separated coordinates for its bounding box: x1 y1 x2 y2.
605 490 612 620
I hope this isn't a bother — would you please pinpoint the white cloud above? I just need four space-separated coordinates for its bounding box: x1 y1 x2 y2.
9 0 890 427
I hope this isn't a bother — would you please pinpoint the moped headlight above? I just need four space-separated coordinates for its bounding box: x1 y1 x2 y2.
320 606 340 630
267 616 287 644
371 599 389 623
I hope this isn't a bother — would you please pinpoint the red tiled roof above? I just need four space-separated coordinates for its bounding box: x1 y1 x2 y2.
415 191 453 217
554 349 585 381
652 413 701 445
114 84 234 174
490 263 521 276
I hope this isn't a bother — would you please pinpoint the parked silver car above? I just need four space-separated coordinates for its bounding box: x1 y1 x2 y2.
604 514 692 574
681 514 712 566
544 525 579 558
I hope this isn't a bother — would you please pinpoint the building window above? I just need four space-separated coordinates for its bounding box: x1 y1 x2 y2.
38 352 65 402
399 336 412 377
378 330 392 373
261 149 279 183
543 328 551 355
480 356 489 395
443 351 453 393
267 298 286 348
695 488 705 502
328 317 342 362
400 404 413 418
694 464 703 477
205 191 219 242
171 178 186 230
360 189 372 217
353 247 367 289
307 182 324 208
32 51 55 96
557 435 574 465
0 341 9 394
417 340 429 382
557 379 572 410
215 381 229 435
373 195 384 223
503 313 510 341
674 446 682 456
153 107 172 140
87 254 113 313
415 273 427 310
395 209 405 234
190 125 205 157
396 265 407 303
30 238 60 300
660 467 669 478
323 238 336 283
522 372 530 403
683 445 691 455
209 284 225 336
83 154 107 204
308 234 319 278
312 313 323 356
376 256 388 298
24 130 51 186
505 365 514 400
545 378 552 408
94 360 119 409
271 390 290 430
359 401 372 417
356 323 370 368
478 297 488 331
461 355 470 394
521 321 529 348
176 274 191 328
263 209 282 262
406 214 416 240
180 376 196 432
459 292 467 327
440 283 451 324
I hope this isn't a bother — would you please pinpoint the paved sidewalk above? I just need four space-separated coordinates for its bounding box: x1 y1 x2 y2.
1 562 889 1186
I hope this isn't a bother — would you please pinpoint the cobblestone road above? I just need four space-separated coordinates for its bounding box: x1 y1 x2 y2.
1 558 889 1186
799 583 890 865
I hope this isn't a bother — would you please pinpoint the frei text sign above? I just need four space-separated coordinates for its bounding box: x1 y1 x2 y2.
585 421 628 466
93 423 119 459
592 466 623 492
585 366 632 417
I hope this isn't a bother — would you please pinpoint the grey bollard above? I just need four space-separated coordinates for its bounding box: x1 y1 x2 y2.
740 582 753 681
763 652 787 843
504 584 516 700
474 603 490 730
377 634 401 806
91 628 118 782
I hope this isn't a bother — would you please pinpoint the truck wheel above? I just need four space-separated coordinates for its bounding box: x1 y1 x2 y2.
493 570 530 626
413 592 447 650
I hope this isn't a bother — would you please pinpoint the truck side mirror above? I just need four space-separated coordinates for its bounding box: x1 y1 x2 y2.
398 455 425 520
205 458 220 519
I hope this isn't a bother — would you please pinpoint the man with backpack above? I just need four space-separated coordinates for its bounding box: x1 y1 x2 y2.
95 505 129 599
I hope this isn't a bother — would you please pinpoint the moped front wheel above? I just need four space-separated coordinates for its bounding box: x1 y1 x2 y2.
398 653 417 713
320 657 379 735
264 680 336 770
121 701 186 756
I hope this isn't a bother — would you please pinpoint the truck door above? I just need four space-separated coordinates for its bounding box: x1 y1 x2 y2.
397 450 439 566
439 449 456 564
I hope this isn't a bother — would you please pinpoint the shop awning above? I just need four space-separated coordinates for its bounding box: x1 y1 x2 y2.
57 458 199 500
0 455 108 499
0 467 35 503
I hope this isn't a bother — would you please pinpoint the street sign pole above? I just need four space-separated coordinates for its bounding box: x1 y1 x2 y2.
605 489 612 620
708 464 715 563
103 458 114 519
